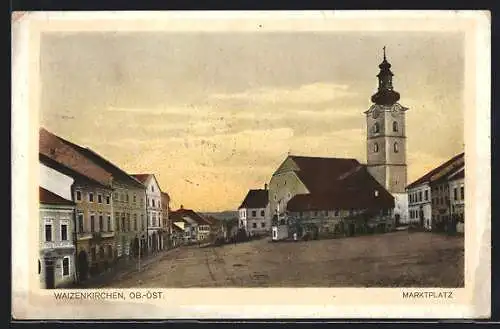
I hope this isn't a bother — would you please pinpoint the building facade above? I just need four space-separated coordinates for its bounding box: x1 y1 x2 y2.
365 48 409 225
406 152 464 232
161 192 171 249
131 174 165 253
39 130 117 282
238 187 271 236
407 183 432 229
39 187 76 289
448 168 465 233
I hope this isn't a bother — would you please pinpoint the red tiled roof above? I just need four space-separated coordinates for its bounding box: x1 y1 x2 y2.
288 155 361 194
406 152 464 189
39 128 113 187
287 165 394 211
238 189 269 209
130 174 151 184
39 187 75 206
171 208 212 225
52 131 144 188
39 153 110 189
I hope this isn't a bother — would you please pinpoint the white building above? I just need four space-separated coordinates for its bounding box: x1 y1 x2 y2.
448 168 465 233
131 174 164 253
238 186 271 236
406 183 432 229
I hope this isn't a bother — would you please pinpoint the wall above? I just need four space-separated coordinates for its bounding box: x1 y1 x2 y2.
39 205 76 288
269 168 309 216
39 162 74 200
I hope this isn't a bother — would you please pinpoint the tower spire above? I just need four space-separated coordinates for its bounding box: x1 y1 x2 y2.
371 47 400 106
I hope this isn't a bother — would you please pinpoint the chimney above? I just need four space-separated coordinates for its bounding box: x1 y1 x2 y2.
264 183 268 190
180 204 184 209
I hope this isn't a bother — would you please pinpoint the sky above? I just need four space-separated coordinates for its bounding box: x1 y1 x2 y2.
39 31 465 212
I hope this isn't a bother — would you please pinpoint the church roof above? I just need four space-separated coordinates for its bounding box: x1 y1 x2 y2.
287 155 361 194
406 152 464 189
238 189 269 209
287 164 394 211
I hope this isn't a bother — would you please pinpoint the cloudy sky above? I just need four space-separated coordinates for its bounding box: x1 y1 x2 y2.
39 31 464 211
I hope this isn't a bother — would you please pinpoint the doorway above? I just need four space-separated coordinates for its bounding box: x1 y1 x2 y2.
44 259 55 289
77 250 89 282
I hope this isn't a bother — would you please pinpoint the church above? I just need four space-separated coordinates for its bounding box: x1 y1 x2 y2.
269 49 409 240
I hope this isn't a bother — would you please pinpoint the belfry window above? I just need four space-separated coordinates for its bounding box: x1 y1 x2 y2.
373 122 380 134
373 142 379 153
393 142 399 153
393 121 398 132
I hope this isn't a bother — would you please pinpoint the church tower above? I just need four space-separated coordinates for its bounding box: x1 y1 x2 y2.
365 47 409 223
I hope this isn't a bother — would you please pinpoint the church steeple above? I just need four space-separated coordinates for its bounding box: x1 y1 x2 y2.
371 46 401 106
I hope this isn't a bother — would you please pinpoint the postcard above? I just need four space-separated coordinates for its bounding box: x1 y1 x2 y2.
12 10 491 319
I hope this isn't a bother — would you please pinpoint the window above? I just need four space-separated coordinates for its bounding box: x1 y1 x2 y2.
460 186 464 200
324 210 328 216
97 194 103 203
38 260 41 274
127 214 131 231
260 210 265 216
252 210 257 217
393 142 399 153
261 222 265 228
76 191 82 201
133 194 137 203
99 215 104 231
240 220 244 227
454 188 458 200
60 224 68 241
114 193 118 201
78 213 84 233
121 216 125 232
91 247 96 261
89 193 94 202
126 194 129 203
418 191 422 202
134 214 138 231
141 215 145 230
90 215 95 232
334 209 340 216
252 223 257 228
62 257 70 276
373 122 380 133
424 190 429 201
152 199 155 207
107 215 111 232
373 142 379 153
151 185 154 192
106 195 110 204
45 224 52 242
115 213 120 231
314 211 318 217
374 190 379 197
392 121 398 132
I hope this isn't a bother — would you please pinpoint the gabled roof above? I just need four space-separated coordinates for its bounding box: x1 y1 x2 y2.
285 155 361 194
287 165 394 211
130 174 150 184
39 153 110 189
171 223 184 232
238 189 269 209
406 152 465 189
51 131 144 189
39 187 75 206
39 128 113 187
170 208 212 225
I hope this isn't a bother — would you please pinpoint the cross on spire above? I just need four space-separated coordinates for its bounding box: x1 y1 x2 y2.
383 46 386 60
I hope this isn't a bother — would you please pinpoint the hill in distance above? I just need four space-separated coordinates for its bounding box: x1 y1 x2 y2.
201 211 238 221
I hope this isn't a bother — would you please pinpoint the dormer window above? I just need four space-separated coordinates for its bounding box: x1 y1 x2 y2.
374 190 379 197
